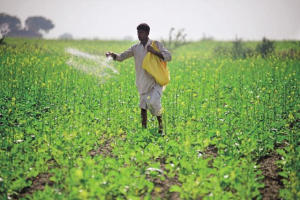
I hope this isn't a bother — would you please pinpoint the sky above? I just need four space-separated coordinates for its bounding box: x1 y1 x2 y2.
1 0 300 40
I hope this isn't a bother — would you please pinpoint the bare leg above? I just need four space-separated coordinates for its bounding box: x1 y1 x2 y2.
141 109 147 128
157 115 163 134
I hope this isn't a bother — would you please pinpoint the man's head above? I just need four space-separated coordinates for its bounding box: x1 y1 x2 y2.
137 23 150 41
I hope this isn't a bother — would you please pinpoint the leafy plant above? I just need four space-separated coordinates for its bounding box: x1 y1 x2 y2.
0 37 298 199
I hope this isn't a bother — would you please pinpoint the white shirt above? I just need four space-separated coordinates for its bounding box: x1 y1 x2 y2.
116 39 172 94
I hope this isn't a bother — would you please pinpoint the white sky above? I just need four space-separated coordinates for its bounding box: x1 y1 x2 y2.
1 0 300 40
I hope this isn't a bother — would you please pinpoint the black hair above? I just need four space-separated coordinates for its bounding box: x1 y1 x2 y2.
137 23 150 34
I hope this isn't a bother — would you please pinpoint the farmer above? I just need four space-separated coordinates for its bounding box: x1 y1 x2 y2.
106 23 172 134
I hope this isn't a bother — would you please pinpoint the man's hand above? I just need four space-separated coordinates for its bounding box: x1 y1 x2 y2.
147 45 157 54
105 52 117 60
147 46 164 60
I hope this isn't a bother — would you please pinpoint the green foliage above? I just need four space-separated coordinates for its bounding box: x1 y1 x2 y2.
214 38 255 59
0 38 299 199
277 48 300 60
214 37 276 59
256 37 275 58
232 38 247 59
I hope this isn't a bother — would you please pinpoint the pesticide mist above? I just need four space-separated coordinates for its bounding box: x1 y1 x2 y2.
65 47 119 80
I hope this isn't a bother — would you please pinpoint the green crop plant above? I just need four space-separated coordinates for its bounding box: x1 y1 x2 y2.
0 38 299 199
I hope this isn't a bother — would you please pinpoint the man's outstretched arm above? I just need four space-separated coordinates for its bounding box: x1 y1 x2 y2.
106 46 134 61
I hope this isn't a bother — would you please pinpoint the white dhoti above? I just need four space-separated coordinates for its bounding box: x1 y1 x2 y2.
139 84 163 116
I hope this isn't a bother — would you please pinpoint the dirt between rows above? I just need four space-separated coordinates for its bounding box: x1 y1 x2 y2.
13 137 286 200
89 136 182 199
11 173 54 200
11 158 59 199
11 138 112 200
197 144 285 200
203 144 218 167
12 142 218 199
89 138 114 158
148 157 181 200
258 152 284 200
149 145 219 199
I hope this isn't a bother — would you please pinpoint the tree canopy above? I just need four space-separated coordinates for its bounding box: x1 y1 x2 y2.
0 13 54 38
25 16 54 33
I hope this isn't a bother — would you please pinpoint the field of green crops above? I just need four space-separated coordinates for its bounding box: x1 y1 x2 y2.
0 38 299 200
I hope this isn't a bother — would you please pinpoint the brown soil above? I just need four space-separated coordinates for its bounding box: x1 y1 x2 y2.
258 152 283 200
12 134 119 199
89 138 114 157
203 145 218 158
149 175 181 200
149 157 181 200
11 158 59 199
89 133 127 158
149 145 218 200
203 145 218 168
12 173 54 199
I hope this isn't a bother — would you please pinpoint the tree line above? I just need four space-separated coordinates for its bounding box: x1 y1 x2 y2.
0 13 54 39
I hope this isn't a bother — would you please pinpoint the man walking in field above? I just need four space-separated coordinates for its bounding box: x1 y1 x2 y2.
106 23 172 134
